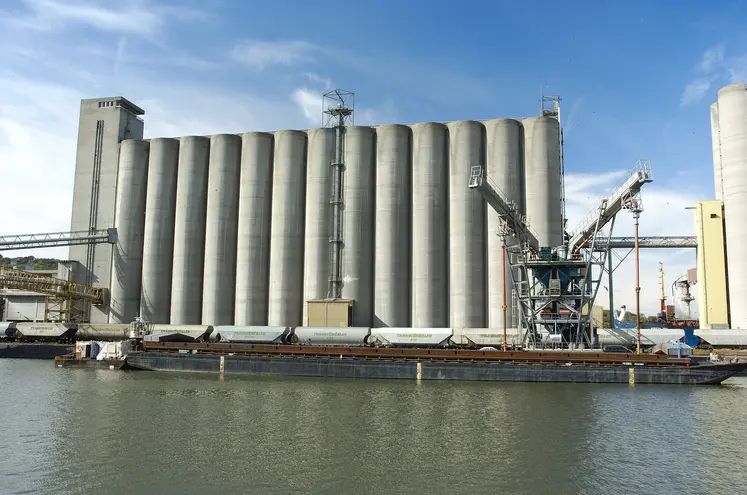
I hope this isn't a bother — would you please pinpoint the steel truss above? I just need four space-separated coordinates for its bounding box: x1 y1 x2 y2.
470 160 654 350
0 228 116 251
0 267 106 322
508 204 613 350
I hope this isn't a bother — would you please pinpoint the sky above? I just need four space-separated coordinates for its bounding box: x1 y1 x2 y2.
1 0 746 317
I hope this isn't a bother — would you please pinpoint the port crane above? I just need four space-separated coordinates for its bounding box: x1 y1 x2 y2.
470 157 653 350
0 228 116 322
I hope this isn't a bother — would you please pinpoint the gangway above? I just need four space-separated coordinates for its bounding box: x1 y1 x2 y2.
468 166 539 252
567 160 652 254
0 266 106 322
0 228 116 251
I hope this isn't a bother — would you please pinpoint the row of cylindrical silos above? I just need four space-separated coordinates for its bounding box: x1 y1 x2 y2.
711 82 747 329
107 116 563 328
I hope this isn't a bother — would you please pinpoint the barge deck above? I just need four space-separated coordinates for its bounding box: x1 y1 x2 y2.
124 342 747 385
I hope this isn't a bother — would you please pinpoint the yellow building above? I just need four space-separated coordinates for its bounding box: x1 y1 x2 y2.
694 200 730 328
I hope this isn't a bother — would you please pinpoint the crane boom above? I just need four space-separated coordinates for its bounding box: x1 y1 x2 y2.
567 161 652 253
0 228 116 251
468 166 539 251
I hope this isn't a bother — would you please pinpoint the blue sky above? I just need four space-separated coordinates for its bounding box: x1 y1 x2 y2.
1 0 746 315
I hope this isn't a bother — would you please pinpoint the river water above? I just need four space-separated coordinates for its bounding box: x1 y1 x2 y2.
1 360 746 495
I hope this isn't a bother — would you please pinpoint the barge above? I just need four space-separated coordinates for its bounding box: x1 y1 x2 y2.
123 342 747 385
0 342 74 359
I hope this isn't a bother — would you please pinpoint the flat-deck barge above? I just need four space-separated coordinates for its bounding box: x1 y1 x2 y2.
124 342 747 385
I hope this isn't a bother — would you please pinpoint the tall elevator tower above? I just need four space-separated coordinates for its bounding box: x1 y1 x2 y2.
68 97 145 323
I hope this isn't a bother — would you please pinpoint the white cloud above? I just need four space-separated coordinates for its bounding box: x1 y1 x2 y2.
681 43 747 106
292 82 398 127
696 44 725 73
680 76 717 106
1 0 207 37
232 40 320 70
292 88 323 125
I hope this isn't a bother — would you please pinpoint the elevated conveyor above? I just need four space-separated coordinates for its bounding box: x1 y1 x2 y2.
0 267 106 322
468 166 539 252
594 236 696 249
567 161 652 253
0 228 116 251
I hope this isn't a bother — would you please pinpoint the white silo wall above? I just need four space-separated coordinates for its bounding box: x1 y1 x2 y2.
341 126 376 327
140 138 179 323
410 123 449 328
201 134 241 325
374 124 412 327
447 120 487 328
716 83 747 329
109 140 150 324
170 136 210 324
267 130 308 326
484 119 523 329
235 132 274 325
302 127 335 324
711 102 723 201
523 116 563 248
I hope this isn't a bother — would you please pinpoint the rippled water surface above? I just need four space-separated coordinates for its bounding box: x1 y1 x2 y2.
2 360 747 494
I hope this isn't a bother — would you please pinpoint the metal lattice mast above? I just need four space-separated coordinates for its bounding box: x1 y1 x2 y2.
322 89 354 299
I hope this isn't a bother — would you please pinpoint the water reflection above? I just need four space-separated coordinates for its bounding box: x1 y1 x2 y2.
1 361 746 495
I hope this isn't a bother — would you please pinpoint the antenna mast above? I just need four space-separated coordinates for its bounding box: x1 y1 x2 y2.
322 89 355 299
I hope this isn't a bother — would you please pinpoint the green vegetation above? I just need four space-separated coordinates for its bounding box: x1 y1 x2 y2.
0 255 60 270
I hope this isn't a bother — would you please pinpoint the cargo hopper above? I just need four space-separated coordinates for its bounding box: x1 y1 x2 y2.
122 327 747 385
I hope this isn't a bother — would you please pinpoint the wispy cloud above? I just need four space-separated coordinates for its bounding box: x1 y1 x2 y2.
291 88 322 125
292 83 398 127
1 0 207 37
231 40 321 70
680 43 747 106
696 44 725 73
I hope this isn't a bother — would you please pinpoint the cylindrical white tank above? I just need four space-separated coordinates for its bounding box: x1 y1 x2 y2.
341 126 376 327
484 119 523 329
711 102 723 201
140 138 179 323
201 134 241 325
235 132 274 325
374 124 411 327
109 139 149 324
410 123 449 328
447 120 487 328
716 82 747 329
170 136 210 324
302 127 335 324
523 116 563 248
267 130 308 326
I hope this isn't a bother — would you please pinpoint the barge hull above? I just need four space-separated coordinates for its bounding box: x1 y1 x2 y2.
0 343 74 360
124 352 746 385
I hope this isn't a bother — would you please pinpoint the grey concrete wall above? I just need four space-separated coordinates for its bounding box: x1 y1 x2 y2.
68 97 144 323
71 98 568 327
714 82 747 329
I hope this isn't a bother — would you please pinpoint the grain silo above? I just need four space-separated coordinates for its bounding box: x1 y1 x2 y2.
68 95 565 328
711 82 747 329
